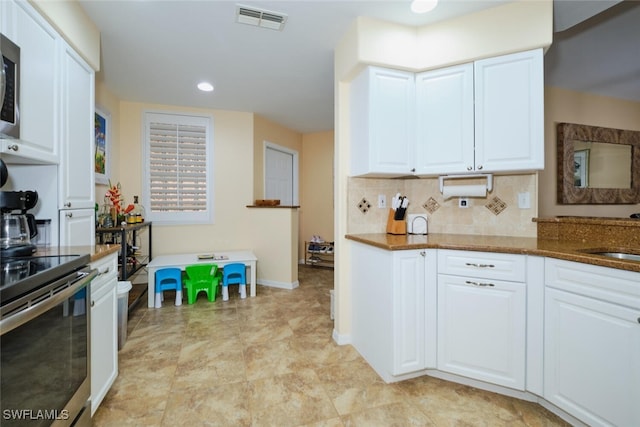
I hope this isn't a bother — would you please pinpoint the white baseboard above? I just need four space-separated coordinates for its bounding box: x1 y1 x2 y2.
257 279 299 290
332 328 351 345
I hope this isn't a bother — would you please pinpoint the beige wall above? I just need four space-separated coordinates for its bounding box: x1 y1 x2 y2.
333 0 554 343
95 94 305 288
252 115 303 201
117 102 255 255
300 131 335 259
540 86 640 218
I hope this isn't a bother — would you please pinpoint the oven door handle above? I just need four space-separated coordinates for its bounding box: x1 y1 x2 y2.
0 269 98 335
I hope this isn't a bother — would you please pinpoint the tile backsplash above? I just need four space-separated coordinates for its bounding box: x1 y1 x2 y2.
348 174 538 237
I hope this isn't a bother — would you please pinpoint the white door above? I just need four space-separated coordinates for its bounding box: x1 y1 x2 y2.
59 208 95 246
544 288 640 427
437 274 526 390
265 143 297 205
392 250 426 375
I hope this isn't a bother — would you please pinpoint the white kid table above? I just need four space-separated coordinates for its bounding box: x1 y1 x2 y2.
146 250 258 308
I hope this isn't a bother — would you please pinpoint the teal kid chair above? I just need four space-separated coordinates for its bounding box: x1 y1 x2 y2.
184 264 222 304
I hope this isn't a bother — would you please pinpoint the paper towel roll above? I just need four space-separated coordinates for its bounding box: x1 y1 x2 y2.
442 184 487 200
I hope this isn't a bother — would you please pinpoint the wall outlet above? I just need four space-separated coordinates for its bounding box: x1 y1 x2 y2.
458 197 469 208
518 192 531 209
378 194 387 208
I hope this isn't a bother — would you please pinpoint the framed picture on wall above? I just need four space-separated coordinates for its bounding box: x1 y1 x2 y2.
95 107 110 185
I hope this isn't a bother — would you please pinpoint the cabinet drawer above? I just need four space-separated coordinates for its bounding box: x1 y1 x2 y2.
545 258 640 309
90 253 118 276
438 249 525 282
91 271 117 300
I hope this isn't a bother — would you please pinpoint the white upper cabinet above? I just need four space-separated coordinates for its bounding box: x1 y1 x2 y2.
474 49 544 173
59 208 95 246
59 42 95 210
415 63 474 175
1 0 59 164
350 67 415 177
351 49 544 177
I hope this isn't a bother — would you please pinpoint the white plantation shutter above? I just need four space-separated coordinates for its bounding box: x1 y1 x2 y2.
143 112 213 224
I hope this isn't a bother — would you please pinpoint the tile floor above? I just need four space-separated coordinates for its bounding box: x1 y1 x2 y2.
93 266 571 427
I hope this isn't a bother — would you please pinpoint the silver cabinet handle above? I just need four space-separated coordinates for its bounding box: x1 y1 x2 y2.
7 144 18 151
66 212 73 218
465 262 495 268
420 251 426 257
91 300 95 307
465 280 495 287
410 168 416 173
64 202 71 208
477 165 483 170
467 166 472 171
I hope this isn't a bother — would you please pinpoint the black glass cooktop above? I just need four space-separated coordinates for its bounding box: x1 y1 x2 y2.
1 254 90 306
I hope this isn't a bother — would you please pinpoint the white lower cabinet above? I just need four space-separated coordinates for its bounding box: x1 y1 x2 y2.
90 253 118 416
544 259 640 427
350 244 640 424
351 243 436 382
437 250 526 390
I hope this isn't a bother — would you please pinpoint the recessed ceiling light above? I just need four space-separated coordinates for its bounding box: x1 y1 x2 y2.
411 0 438 14
197 82 214 92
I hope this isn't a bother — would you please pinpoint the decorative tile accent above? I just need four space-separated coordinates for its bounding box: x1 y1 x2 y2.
357 198 371 214
423 197 440 214
485 196 507 215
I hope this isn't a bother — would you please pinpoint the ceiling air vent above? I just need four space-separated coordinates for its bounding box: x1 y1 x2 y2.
236 5 288 31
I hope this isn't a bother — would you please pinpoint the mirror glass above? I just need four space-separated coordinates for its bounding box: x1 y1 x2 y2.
557 122 640 204
572 141 631 189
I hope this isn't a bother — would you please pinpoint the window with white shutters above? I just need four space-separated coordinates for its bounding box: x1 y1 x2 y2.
143 111 213 224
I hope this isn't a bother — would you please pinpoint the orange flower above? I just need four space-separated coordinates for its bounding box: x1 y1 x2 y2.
106 181 123 213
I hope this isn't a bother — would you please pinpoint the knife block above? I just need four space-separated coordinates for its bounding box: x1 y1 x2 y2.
386 209 407 235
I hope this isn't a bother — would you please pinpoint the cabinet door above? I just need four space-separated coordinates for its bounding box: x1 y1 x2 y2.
474 49 544 172
90 268 118 415
1 1 59 163
351 67 415 177
391 250 426 375
545 288 640 427
437 274 526 390
415 63 474 175
59 208 95 246
59 42 95 209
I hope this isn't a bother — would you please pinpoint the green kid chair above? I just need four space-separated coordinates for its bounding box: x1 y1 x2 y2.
184 264 222 304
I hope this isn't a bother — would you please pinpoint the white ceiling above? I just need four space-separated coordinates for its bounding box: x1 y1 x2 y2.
78 0 640 134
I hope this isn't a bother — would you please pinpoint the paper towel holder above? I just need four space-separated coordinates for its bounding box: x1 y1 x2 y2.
438 174 493 194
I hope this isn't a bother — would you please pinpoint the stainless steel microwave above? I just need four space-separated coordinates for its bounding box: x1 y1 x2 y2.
0 33 20 139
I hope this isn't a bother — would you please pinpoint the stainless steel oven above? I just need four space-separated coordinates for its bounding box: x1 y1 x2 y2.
1 255 97 426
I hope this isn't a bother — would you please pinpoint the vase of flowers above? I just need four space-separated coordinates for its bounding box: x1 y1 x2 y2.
105 181 124 224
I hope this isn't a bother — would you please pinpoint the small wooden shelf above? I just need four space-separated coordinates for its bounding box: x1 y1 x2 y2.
305 241 334 268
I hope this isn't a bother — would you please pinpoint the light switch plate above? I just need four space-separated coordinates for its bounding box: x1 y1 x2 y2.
378 194 386 208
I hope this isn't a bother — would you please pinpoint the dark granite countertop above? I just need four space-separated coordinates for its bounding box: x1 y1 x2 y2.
34 244 121 263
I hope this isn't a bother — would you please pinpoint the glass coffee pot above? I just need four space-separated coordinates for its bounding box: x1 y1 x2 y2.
0 190 39 257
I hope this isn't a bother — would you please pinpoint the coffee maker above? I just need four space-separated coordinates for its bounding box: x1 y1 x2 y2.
0 159 39 257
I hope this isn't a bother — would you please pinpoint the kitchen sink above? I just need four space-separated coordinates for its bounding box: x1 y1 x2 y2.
582 251 640 262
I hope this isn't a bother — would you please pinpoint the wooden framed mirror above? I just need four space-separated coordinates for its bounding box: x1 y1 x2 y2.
557 123 640 204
